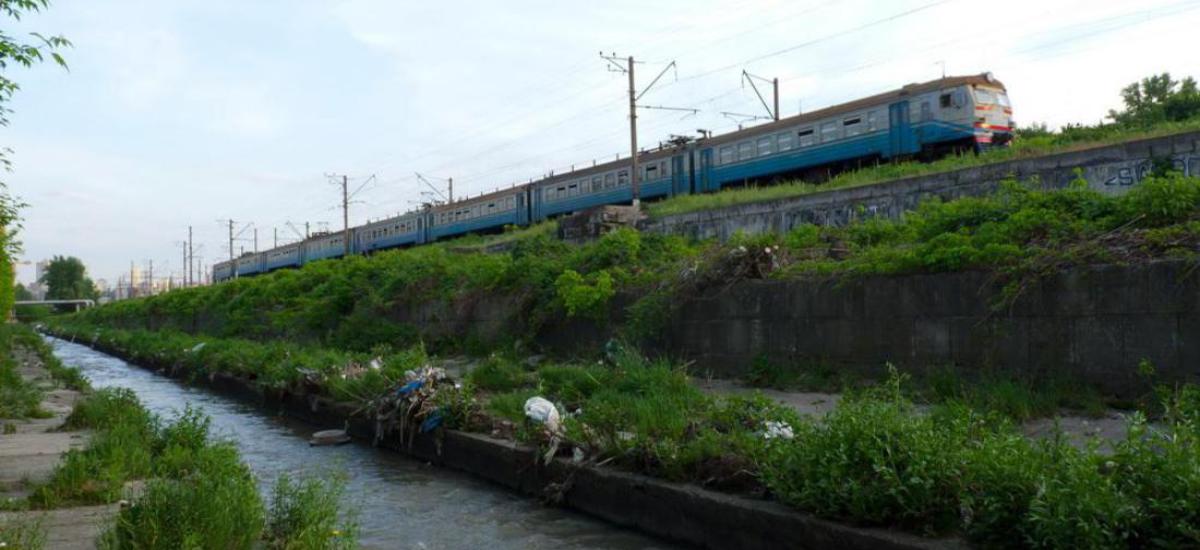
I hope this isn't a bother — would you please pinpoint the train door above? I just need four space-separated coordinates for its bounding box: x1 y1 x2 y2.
671 154 687 196
697 148 714 193
888 101 917 157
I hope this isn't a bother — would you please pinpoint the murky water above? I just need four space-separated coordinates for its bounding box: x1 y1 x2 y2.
47 336 676 550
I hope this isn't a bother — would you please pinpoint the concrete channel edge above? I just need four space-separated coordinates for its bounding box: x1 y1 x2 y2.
51 332 965 550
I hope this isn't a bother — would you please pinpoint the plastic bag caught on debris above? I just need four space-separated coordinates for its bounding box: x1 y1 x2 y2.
524 396 563 464
524 396 561 432
188 342 206 353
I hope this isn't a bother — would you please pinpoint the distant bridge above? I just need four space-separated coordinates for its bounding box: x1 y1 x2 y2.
14 299 95 312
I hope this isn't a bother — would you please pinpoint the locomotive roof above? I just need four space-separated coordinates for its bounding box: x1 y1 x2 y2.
704 73 1005 146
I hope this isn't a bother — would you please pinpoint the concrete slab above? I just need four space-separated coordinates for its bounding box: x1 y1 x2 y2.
0 504 118 550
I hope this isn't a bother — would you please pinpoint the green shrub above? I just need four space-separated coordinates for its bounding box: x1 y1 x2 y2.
265 474 357 550
466 355 529 392
102 443 265 550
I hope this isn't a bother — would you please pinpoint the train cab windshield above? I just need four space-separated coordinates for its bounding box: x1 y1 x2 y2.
973 87 1009 107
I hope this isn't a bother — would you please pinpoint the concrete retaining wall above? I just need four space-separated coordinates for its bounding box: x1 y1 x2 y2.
641 131 1200 241
664 260 1200 397
55 332 957 550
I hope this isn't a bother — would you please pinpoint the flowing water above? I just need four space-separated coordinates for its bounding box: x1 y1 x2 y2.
47 336 676 550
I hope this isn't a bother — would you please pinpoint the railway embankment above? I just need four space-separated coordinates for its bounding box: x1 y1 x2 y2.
72 169 1200 394
642 129 1200 241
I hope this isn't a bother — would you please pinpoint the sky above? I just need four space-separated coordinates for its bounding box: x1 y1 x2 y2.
5 0 1200 286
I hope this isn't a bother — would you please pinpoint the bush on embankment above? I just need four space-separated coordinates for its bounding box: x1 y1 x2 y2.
47 324 1200 547
64 171 1200 352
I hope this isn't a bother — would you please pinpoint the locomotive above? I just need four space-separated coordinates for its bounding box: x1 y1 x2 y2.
213 73 1012 282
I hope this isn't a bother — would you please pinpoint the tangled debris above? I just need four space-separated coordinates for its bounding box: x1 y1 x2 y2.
363 365 451 449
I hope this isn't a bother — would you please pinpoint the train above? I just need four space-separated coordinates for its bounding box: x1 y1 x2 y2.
213 72 1013 282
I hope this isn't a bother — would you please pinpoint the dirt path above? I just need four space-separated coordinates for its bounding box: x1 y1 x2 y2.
0 343 117 549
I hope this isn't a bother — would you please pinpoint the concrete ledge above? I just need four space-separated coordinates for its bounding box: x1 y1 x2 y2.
641 131 1200 240
54 332 963 550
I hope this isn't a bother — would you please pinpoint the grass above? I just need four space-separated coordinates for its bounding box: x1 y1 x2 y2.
0 324 89 421
15 385 357 549
0 325 47 419
0 515 45 550
46 322 1200 545
645 117 1200 218
265 474 358 550
58 171 1200 355
743 356 1108 421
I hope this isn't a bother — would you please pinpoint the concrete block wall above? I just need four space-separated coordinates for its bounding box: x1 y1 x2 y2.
641 131 1200 242
663 260 1200 397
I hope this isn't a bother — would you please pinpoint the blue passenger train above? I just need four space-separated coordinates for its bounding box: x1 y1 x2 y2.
213 73 1013 282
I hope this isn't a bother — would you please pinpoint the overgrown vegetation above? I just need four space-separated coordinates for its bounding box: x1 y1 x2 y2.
12 385 357 549
0 515 45 550
0 323 86 419
744 356 1108 421
49 323 1200 546
61 167 1200 355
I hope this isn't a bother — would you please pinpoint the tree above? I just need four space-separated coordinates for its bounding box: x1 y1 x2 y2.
0 1 70 315
40 255 96 300
1109 73 1200 126
13 281 30 300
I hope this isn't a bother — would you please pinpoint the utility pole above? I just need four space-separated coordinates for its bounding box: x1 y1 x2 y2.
273 227 278 248
448 177 453 203
130 261 136 299
627 56 639 204
774 77 780 122
227 220 235 261
181 241 188 287
253 227 259 253
341 174 349 256
188 225 194 287
600 53 679 206
147 260 153 296
328 173 373 255
305 222 310 239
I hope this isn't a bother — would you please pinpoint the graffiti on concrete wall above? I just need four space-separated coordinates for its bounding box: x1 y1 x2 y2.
1092 155 1198 189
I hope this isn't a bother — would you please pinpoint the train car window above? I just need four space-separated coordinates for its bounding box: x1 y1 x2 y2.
618 170 629 186
797 129 814 147
568 183 577 197
737 141 753 160
939 93 952 108
777 132 793 151
605 173 616 188
757 136 774 156
590 177 601 192
645 164 658 180
997 93 1011 108
843 117 862 136
866 111 879 131
661 160 669 176
920 101 932 121
974 88 996 104
820 122 838 142
719 146 734 165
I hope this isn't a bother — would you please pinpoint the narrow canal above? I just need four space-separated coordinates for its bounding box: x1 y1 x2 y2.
47 336 675 550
